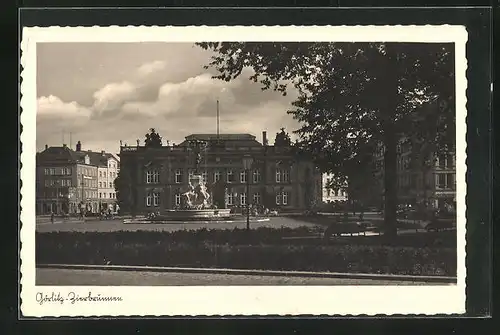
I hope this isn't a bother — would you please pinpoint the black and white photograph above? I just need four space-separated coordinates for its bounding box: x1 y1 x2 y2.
20 25 467 316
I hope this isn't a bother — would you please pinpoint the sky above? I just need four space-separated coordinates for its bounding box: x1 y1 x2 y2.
36 42 300 155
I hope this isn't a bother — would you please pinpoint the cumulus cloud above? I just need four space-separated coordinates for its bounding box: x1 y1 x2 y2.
136 60 166 77
36 44 300 154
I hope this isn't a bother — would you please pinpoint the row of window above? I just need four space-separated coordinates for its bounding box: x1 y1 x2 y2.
99 171 117 178
99 181 114 189
326 189 347 197
44 167 72 176
146 169 291 184
99 192 116 199
146 191 290 207
44 179 72 187
397 173 455 189
77 166 97 177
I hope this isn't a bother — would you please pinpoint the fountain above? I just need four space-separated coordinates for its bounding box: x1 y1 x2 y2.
149 140 231 222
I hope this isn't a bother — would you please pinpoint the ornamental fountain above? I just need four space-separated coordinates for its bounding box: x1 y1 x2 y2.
150 139 231 222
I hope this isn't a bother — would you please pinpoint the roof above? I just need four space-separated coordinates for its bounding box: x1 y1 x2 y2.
37 146 118 167
179 133 262 147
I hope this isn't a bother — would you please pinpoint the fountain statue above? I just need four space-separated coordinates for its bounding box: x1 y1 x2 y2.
182 175 211 210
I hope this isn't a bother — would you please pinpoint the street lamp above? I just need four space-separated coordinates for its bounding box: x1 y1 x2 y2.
242 155 254 230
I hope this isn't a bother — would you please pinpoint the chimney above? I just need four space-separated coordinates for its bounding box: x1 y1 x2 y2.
76 141 81 152
63 143 67 148
101 150 105 156
44 144 48 150
262 131 268 146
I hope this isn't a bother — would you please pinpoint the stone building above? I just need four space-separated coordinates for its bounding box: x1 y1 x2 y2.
373 137 456 211
36 141 119 215
322 173 348 203
118 131 323 214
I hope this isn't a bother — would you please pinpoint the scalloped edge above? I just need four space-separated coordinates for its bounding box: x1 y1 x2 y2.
19 25 468 318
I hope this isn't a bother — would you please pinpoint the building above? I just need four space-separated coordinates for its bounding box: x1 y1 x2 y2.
36 141 119 215
118 131 323 214
373 137 456 210
322 173 348 203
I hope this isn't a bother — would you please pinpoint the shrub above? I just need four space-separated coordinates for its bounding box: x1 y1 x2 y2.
36 229 456 276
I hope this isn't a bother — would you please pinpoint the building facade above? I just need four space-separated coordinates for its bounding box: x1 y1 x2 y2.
36 141 119 215
322 173 348 203
373 137 456 211
118 132 323 214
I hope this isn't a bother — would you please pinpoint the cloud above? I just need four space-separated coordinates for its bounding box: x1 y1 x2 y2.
136 60 166 77
91 81 137 117
37 95 91 121
37 47 300 154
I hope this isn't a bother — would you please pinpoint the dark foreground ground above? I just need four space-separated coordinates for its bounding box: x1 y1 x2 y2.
36 268 449 286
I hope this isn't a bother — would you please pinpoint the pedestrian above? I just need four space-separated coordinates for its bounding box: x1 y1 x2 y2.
50 211 54 224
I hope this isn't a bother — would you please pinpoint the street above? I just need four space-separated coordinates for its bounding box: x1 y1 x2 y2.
36 268 444 286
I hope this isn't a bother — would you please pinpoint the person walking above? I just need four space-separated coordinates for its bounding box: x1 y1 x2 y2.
50 211 55 224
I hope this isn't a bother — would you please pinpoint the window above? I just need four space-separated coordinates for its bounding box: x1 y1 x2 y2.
227 170 234 183
44 168 50 175
275 192 281 205
276 169 281 183
146 193 152 207
201 171 208 183
240 170 247 183
282 191 289 205
175 193 181 206
174 169 182 183
146 169 159 184
327 189 331 197
446 174 454 189
227 192 234 205
253 169 261 183
50 168 55 175
438 174 446 188
240 192 247 206
439 155 446 168
188 170 194 180
282 169 290 183
99 182 102 188
60 180 65 187
446 155 454 168
65 168 71 175
153 192 160 207
253 192 261 205
99 171 102 177
214 170 221 182
99 193 102 198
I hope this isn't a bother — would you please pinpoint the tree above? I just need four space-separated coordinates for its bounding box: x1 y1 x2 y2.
197 42 455 240
145 128 163 148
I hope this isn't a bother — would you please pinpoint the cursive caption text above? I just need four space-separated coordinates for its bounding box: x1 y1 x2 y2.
36 291 123 305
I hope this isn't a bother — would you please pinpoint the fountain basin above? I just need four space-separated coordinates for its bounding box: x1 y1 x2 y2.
147 209 232 222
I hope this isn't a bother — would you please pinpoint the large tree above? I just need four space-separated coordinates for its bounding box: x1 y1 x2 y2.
197 42 455 239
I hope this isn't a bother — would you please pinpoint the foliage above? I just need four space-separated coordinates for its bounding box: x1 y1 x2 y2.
36 229 456 276
144 128 163 148
197 42 455 238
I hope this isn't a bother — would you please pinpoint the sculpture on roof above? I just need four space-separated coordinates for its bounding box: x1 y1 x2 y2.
274 127 292 146
145 128 163 148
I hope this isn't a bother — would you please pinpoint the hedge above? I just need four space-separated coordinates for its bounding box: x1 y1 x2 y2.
36 229 456 276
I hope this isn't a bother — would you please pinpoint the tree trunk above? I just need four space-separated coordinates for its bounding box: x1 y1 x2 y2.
381 44 399 241
383 131 398 240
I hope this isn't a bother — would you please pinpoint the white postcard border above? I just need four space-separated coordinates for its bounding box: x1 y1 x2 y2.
20 25 468 317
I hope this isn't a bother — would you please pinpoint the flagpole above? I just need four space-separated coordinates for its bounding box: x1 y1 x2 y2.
216 99 220 139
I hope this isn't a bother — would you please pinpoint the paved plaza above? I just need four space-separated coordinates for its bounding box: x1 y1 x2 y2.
35 216 322 233
36 268 442 286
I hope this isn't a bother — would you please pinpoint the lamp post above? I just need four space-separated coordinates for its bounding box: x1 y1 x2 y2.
242 155 254 230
